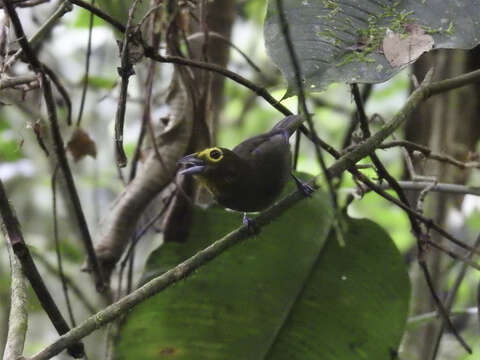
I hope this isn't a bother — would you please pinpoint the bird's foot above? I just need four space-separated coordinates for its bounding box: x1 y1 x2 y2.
243 213 260 235
291 173 315 197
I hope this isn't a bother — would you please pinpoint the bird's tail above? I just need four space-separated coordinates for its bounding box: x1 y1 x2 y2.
270 115 304 137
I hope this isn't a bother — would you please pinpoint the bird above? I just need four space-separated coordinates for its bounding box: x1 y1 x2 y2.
177 115 314 227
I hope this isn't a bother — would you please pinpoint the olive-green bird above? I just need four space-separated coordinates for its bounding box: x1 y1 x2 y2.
178 115 313 224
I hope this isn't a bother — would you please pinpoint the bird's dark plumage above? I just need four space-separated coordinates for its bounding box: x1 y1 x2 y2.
178 115 304 212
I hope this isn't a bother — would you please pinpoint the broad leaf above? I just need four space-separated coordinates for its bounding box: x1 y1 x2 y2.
265 218 411 359
264 0 480 94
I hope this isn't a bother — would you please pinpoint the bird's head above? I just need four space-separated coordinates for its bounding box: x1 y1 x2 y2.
177 147 236 177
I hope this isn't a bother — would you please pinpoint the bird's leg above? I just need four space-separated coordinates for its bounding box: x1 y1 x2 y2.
291 173 315 197
243 213 259 235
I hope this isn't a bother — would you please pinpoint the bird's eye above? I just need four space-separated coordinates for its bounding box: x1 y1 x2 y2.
210 149 222 160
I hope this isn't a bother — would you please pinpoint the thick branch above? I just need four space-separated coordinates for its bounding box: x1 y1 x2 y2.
2 241 27 360
0 75 37 90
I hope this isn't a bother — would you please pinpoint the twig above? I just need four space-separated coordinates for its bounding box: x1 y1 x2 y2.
114 0 142 167
43 65 72 126
426 238 480 272
52 169 77 327
0 178 84 359
348 181 480 197
2 241 27 360
379 140 480 169
416 181 437 214
419 259 471 353
341 84 373 149
2 0 106 292
76 0 95 127
408 307 477 329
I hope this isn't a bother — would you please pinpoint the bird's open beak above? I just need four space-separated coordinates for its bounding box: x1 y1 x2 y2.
177 153 206 175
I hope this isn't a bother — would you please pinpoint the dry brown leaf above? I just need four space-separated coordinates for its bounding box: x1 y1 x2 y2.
383 25 434 68
67 127 97 162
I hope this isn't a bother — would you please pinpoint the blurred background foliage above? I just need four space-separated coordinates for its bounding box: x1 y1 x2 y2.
1 0 480 359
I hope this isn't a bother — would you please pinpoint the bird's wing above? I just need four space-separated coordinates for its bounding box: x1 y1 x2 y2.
233 115 301 160
233 132 288 160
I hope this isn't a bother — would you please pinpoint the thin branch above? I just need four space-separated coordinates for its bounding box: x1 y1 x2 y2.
341 84 373 149
43 65 72 126
76 0 95 127
348 181 480 197
114 0 142 167
408 307 477 329
2 241 27 360
52 169 77 327
379 140 480 169
418 259 471 353
0 178 84 359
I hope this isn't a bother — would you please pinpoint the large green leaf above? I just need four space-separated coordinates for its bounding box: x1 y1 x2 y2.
116 182 410 359
265 218 411 359
264 0 480 94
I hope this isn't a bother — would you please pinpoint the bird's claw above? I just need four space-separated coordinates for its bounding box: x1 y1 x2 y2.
292 174 315 197
243 213 260 235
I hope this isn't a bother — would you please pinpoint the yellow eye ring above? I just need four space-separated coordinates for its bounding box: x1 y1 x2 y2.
199 147 224 162
209 149 222 160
